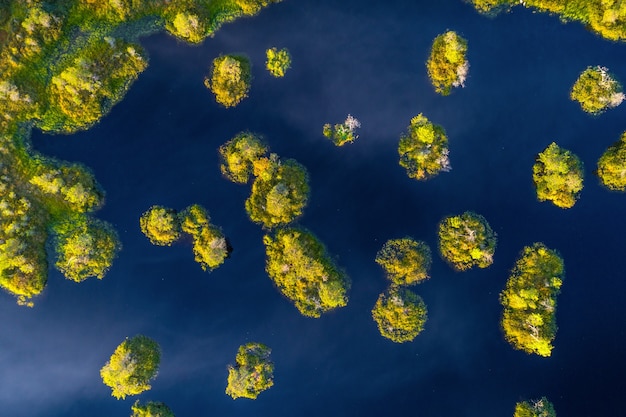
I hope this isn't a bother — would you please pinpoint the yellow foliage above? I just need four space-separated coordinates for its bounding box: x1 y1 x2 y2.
438 211 497 271
597 131 626 191
131 400 175 417
371 287 427 343
532 142 584 209
204 55 251 108
219 132 268 184
180 204 230 271
265 47 291 77
226 342 274 399
514 397 557 417
398 114 451 180
426 31 469 95
140 206 182 246
375 237 431 286
168 12 206 44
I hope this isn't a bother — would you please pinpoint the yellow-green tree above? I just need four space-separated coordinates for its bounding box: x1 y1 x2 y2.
219 132 269 184
100 335 161 400
500 243 564 357
597 131 626 191
375 237 431 286
513 397 557 417
532 142 584 209
438 211 496 271
323 114 361 146
140 206 182 246
266 47 291 77
226 342 274 400
204 54 251 108
180 204 230 271
264 227 349 318
426 30 469 95
570 66 624 115
371 287 427 343
398 113 451 181
131 400 175 417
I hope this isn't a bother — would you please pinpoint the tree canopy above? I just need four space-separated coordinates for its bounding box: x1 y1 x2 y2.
500 243 564 357
131 400 175 417
323 114 361 146
398 114 451 181
100 335 161 400
597 131 626 191
375 237 431 286
426 31 469 95
513 397 557 417
226 342 274 400
570 66 624 115
266 47 291 77
140 206 182 246
438 211 496 271
204 54 252 108
371 287 428 343
180 204 230 271
532 142 584 209
219 132 269 184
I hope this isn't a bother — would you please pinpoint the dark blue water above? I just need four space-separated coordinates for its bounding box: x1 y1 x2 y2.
3 1 625 416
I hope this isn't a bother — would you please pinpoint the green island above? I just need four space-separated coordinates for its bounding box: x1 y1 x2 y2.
266 47 291 77
597 131 626 191
0 0 281 306
323 114 361 146
570 66 624 115
398 113 451 181
263 227 350 318
426 30 469 96
513 397 557 417
100 335 161 400
219 131 269 184
375 237 431 286
469 0 626 42
371 286 428 343
140 204 231 271
438 211 496 271
204 54 252 108
532 142 584 209
500 243 564 357
226 342 274 400
131 400 175 417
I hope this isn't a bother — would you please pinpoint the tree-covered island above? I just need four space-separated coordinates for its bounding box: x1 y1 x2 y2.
438 211 496 271
532 142 584 209
375 237 431 286
266 47 291 77
597 131 626 191
226 342 274 400
570 66 624 115
426 31 469 96
500 243 564 357
398 114 451 181
264 227 350 318
100 335 161 400
131 400 175 417
219 132 269 184
205 54 252 108
323 114 361 146
140 206 182 246
513 397 557 417
371 286 428 343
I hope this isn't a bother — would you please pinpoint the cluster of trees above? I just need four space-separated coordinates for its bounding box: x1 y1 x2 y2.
500 243 564 357
426 30 469 95
398 113 451 181
532 142 584 209
131 401 175 417
140 204 230 271
204 54 252 107
570 66 624 115
513 397 557 417
266 47 291 77
597 131 626 191
375 238 431 286
226 342 274 399
100 335 161 399
437 211 497 271
323 114 361 146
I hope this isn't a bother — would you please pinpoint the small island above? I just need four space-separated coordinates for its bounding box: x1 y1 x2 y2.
204 54 252 108
398 114 451 181
500 243 564 357
597 131 626 191
375 237 431 286
570 66 624 115
264 227 350 318
131 400 175 417
140 206 182 246
100 335 161 400
532 142 584 209
513 397 557 417
266 47 291 77
226 342 274 400
219 132 269 184
426 31 469 96
371 287 428 343
438 211 496 271
323 114 361 146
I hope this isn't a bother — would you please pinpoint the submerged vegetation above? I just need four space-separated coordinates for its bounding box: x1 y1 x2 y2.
570 66 624 115
226 342 274 400
398 114 451 181
532 142 584 209
597 131 626 191
131 401 175 417
375 237 431 286
323 114 361 146
204 54 252 108
500 243 564 357
513 397 557 417
371 287 428 343
438 211 496 271
100 335 161 400
266 47 291 77
426 31 469 95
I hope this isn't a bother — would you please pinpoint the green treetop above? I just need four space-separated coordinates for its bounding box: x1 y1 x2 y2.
180 204 230 271
513 397 557 417
532 142 584 209
570 66 624 115
323 114 361 146
140 206 182 246
371 287 427 343
266 47 291 77
438 211 496 271
375 237 431 286
426 31 469 96
398 113 451 181
100 335 161 400
204 54 252 108
226 342 274 400
500 243 564 357
597 131 626 191
219 132 269 184
131 400 175 417
264 227 350 318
